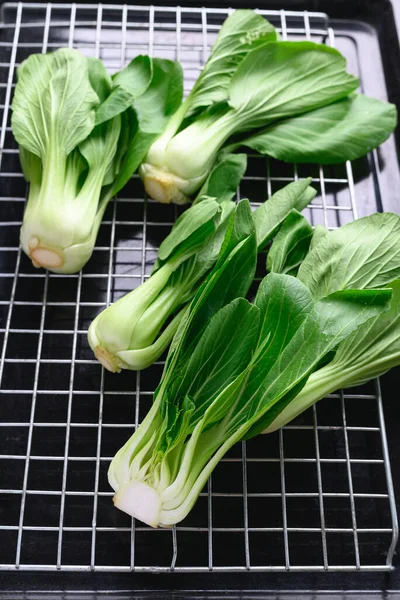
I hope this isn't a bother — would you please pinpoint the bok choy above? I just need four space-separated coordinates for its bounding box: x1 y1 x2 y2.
107 202 395 528
12 49 182 273
264 212 400 432
88 172 316 372
139 10 397 205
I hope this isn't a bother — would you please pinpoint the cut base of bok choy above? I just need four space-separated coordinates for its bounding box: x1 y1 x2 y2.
114 480 161 528
140 163 203 205
28 238 64 269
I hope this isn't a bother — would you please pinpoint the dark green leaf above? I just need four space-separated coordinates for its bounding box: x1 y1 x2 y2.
231 282 391 437
172 298 260 425
167 198 257 367
194 153 247 205
266 209 313 276
158 197 220 263
216 196 255 268
253 178 316 250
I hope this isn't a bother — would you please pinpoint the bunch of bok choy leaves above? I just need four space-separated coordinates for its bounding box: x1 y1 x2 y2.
88 170 316 371
12 49 182 273
139 9 397 205
264 211 400 432
108 203 400 528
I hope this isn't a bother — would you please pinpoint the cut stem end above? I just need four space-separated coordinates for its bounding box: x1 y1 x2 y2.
144 177 170 204
29 239 64 270
140 164 191 205
94 346 124 373
113 480 161 528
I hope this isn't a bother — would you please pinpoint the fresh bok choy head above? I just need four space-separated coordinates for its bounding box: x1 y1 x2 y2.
88 165 316 372
12 49 182 273
264 211 400 432
107 201 394 528
139 9 397 205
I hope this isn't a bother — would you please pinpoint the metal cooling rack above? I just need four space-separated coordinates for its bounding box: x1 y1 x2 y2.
0 2 398 573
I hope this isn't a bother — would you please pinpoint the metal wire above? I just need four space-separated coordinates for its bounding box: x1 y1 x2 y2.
0 2 398 573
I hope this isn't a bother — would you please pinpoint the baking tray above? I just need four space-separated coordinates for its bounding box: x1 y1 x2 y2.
0 0 399 595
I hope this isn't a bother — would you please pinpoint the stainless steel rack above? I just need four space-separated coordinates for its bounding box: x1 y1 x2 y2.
0 2 398 573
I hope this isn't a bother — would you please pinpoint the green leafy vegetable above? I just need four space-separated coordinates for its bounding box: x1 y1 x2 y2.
106 200 400 527
252 178 315 250
264 212 400 432
139 10 396 205
88 176 316 372
265 279 400 433
107 258 390 527
12 49 181 273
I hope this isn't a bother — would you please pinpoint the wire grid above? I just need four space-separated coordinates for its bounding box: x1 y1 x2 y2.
0 2 398 573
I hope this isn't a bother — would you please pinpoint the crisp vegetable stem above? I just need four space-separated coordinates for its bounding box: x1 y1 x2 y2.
141 108 243 204
88 261 178 372
145 98 192 168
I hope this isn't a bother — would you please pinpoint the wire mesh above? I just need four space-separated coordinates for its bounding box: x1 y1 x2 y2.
0 2 398 573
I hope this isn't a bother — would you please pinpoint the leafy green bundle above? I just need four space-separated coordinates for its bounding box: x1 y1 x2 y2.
108 205 400 528
139 10 397 205
12 49 182 273
88 167 316 372
264 212 400 432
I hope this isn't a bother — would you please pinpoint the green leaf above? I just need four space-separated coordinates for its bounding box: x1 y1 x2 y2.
253 273 314 357
229 42 359 127
240 94 397 164
87 57 113 103
266 209 313 276
167 198 257 365
310 224 329 251
113 55 153 96
297 212 400 299
265 280 400 433
133 58 183 134
239 282 392 438
253 178 316 250
216 196 255 268
12 48 99 159
172 298 260 425
79 116 121 174
152 153 244 271
332 280 400 380
194 153 247 205
94 55 153 124
188 10 277 113
158 197 220 263
111 59 183 195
